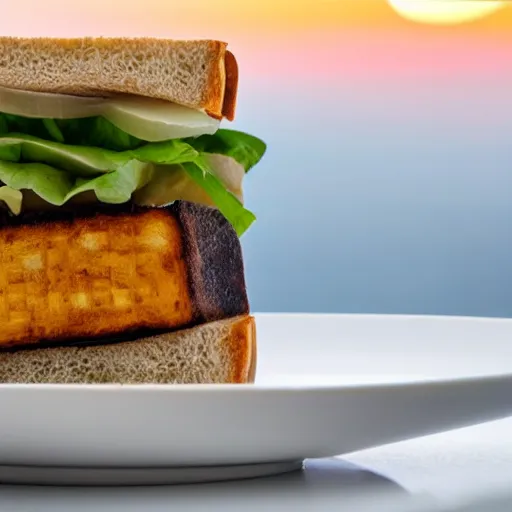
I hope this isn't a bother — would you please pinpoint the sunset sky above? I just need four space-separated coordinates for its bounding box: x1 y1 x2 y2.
3 0 512 34
1 1 512 317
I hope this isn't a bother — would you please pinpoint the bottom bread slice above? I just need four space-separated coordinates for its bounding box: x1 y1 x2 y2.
0 316 256 384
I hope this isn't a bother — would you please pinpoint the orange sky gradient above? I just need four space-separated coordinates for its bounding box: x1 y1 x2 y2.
2 0 512 37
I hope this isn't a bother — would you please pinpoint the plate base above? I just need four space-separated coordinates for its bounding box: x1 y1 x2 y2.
0 460 304 486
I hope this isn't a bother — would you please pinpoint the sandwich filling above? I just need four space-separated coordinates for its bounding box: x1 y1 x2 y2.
0 81 262 352
0 86 266 237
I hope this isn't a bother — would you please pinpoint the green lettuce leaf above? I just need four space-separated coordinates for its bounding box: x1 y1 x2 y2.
0 133 198 176
0 160 153 206
183 158 256 236
42 119 65 143
0 113 265 236
0 114 144 151
0 132 255 235
0 115 268 171
187 129 267 172
0 157 253 235
68 161 155 204
55 117 144 151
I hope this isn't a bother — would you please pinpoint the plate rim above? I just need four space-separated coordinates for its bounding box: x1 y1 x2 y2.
1 371 512 392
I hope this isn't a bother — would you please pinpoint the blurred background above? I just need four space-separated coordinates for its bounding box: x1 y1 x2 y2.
2 0 512 317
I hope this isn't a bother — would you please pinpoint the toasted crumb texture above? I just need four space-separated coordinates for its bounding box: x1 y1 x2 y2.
0 316 256 384
0 37 238 119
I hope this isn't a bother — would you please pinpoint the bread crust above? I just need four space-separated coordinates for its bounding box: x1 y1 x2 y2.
221 51 239 121
227 315 257 383
0 201 249 350
0 37 239 120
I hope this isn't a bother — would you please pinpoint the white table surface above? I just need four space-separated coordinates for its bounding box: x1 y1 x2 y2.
1 417 512 512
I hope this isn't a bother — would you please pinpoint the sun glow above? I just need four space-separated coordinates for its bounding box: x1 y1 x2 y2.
388 0 507 26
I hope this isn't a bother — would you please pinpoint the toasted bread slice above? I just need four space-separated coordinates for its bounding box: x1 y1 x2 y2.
0 37 239 120
0 201 248 349
0 315 257 384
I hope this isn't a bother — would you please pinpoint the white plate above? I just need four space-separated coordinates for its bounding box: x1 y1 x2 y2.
1 313 512 485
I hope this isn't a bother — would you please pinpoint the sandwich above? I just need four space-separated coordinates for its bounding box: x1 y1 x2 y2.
0 37 266 384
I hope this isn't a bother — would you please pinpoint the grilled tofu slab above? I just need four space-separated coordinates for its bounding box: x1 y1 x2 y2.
0 202 249 349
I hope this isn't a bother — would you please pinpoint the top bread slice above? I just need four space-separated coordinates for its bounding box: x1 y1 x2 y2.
0 37 239 120
0 201 249 350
